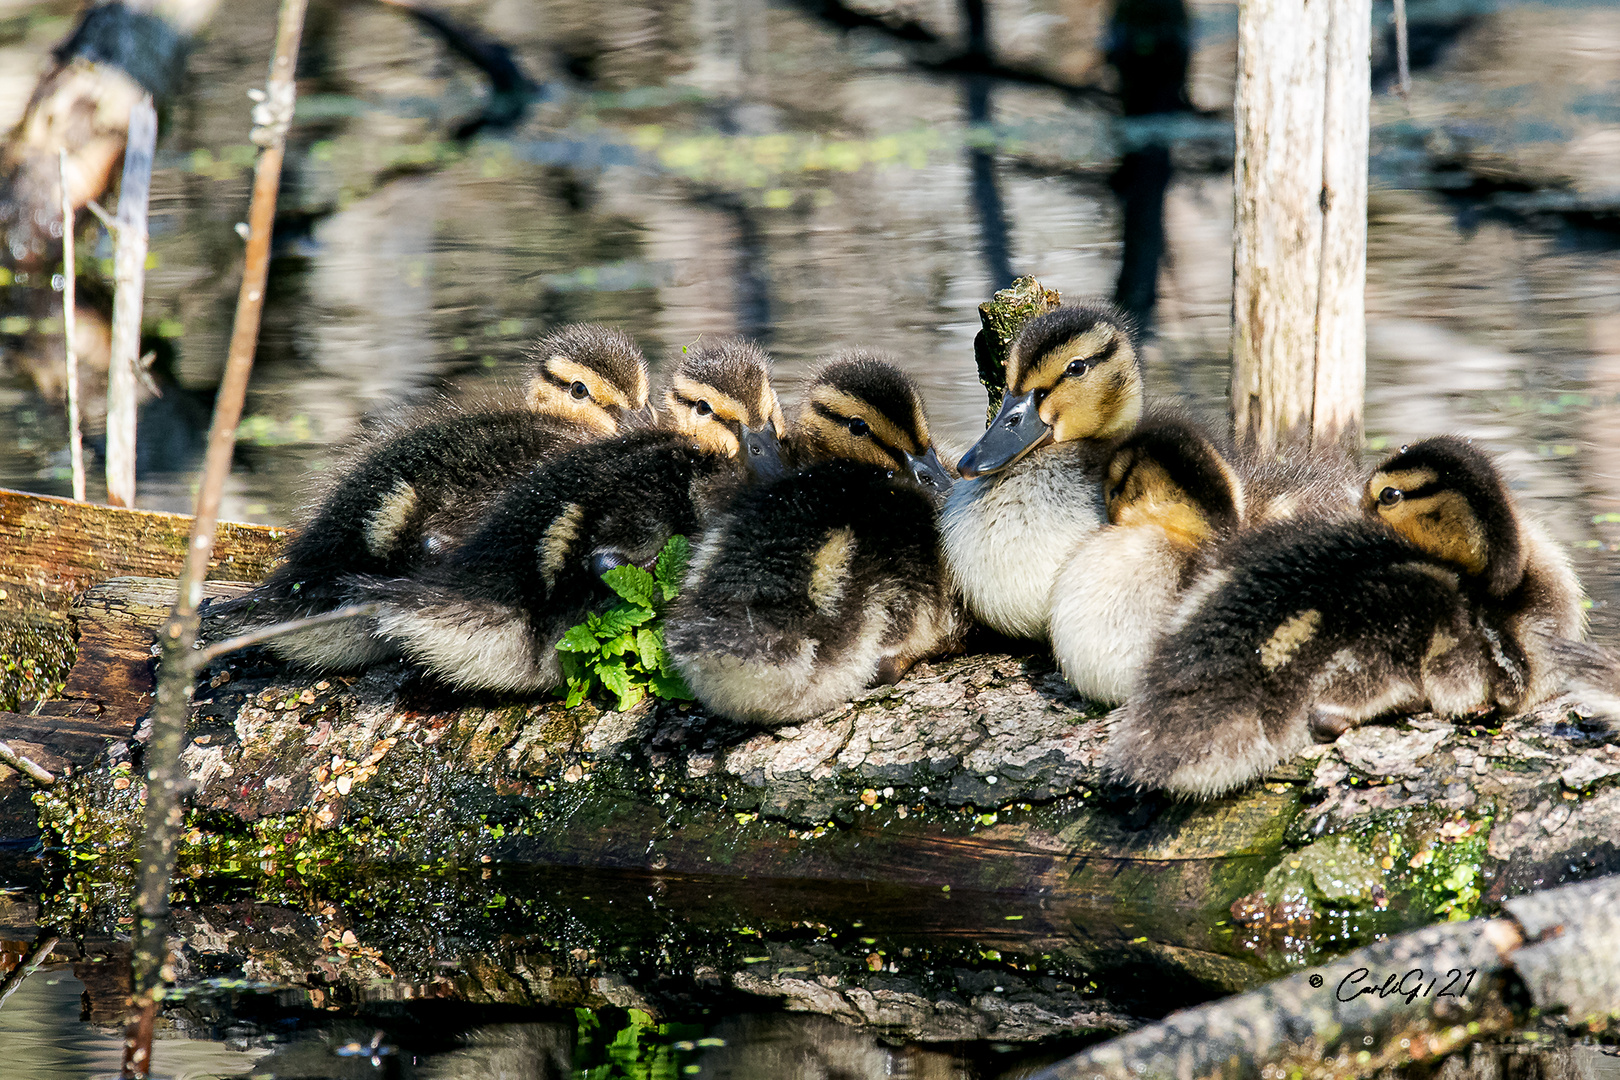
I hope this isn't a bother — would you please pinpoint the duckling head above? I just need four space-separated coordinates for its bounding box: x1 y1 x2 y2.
958 303 1143 478
794 350 953 501
664 337 789 481
523 324 653 436
1105 418 1244 550
1363 435 1525 598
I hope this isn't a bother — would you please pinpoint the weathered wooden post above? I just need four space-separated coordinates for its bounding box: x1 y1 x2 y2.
104 96 155 510
1230 0 1370 454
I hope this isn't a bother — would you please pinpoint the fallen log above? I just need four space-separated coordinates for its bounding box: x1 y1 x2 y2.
2 491 1618 1040
1032 873 1620 1080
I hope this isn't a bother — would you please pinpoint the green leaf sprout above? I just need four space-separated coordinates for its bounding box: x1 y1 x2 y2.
556 535 695 711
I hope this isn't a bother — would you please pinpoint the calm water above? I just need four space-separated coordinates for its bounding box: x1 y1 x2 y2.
5 0 1620 1073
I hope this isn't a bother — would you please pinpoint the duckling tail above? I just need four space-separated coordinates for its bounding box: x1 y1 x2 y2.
1101 700 1313 800
1541 634 1620 727
362 576 558 693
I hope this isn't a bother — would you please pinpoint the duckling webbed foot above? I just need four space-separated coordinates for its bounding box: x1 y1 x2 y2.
1307 707 1354 744
873 654 915 686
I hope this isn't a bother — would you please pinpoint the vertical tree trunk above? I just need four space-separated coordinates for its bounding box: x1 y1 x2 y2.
1230 0 1369 454
105 96 155 510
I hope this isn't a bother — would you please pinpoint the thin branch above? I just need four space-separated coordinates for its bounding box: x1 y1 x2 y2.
1393 0 1410 97
0 937 60 1012
189 604 379 670
0 740 56 787
59 149 85 502
121 0 307 1074
84 199 117 232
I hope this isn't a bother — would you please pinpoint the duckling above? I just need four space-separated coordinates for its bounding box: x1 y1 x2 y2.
365 430 733 692
348 340 789 690
664 351 960 724
1103 435 1587 800
1048 416 1245 704
661 336 788 483
942 303 1144 638
208 324 652 670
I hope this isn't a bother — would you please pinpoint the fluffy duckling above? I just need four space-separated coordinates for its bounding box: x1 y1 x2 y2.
942 303 1144 638
349 341 789 690
664 352 960 724
367 429 733 693
661 337 788 483
209 324 651 670
1048 416 1245 704
1103 436 1586 800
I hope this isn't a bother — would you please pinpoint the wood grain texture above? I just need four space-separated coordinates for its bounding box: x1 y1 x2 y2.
1231 0 1370 453
0 487 283 616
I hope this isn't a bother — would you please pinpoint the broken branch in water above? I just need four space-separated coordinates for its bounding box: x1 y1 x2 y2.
0 936 60 1011
0 740 56 787
121 0 308 1075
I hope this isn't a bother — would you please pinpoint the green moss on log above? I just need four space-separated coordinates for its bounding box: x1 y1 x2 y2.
973 276 1062 423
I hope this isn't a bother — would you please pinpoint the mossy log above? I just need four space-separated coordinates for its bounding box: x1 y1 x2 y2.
1 493 1618 1043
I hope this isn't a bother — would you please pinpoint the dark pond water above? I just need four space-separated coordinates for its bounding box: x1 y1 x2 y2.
5 0 1620 1073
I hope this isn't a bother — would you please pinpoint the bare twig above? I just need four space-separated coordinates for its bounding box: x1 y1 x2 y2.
0 740 56 787
106 96 156 509
120 1 307 1075
84 199 117 232
59 149 86 501
1393 0 1410 97
189 604 379 670
0 937 60 1012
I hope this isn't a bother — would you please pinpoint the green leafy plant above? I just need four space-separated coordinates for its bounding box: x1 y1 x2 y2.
556 535 694 711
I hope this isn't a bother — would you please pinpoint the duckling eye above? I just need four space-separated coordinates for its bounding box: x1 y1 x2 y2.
695 400 712 416
847 417 870 437
1378 487 1403 507
570 381 590 400
1066 360 1087 377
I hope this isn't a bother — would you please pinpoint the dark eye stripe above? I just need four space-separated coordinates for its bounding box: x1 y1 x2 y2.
811 401 912 469
1072 337 1118 372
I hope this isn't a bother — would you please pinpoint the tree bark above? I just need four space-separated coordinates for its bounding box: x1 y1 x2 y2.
1230 0 1369 454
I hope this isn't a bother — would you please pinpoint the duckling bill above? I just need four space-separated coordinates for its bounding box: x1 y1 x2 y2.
942 303 1144 639
1104 436 1586 799
665 352 961 724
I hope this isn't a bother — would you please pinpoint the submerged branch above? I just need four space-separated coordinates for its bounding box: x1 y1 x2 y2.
0 936 60 1012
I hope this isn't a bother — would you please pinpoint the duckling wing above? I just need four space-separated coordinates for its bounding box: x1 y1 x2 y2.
235 410 578 627
667 462 955 723
1104 520 1482 799
365 432 721 693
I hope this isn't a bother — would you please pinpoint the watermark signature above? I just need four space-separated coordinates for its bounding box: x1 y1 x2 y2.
1304 968 1479 1005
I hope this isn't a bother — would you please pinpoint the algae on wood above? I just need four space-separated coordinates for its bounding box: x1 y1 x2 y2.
972 276 1061 424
